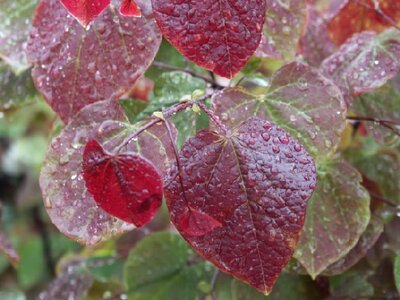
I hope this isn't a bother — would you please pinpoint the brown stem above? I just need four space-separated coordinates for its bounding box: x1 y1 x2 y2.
152 61 224 89
346 116 400 136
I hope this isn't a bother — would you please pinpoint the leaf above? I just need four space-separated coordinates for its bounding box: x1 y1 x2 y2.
395 255 400 295
151 0 266 78
165 117 317 294
323 216 384 276
298 6 337 66
321 29 400 104
231 273 320 300
0 290 26 300
137 71 207 148
352 83 400 145
124 232 213 300
212 62 347 161
263 0 307 61
40 100 175 244
59 0 111 27
329 268 375 299
0 61 39 110
327 0 400 46
294 160 371 278
83 139 163 227
120 0 141 17
27 0 161 123
347 145 400 205
0 231 19 267
0 0 38 74
119 99 147 123
37 260 93 300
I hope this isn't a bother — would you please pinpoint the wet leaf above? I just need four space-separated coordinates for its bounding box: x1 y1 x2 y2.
137 71 207 148
119 0 141 17
263 0 307 61
328 0 400 45
37 260 93 300
329 267 375 299
165 117 317 294
352 83 400 145
40 100 175 244
27 0 161 123
323 216 384 276
212 62 347 161
299 6 336 66
0 61 39 110
151 0 266 78
59 0 110 27
0 0 38 74
124 232 213 300
294 160 371 278
83 140 163 227
321 29 400 104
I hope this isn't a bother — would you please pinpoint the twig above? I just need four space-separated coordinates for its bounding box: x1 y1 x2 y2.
346 116 400 137
152 61 224 89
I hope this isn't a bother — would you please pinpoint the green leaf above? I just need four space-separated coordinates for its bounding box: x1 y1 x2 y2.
0 290 26 300
124 232 213 300
212 62 347 162
395 255 400 295
0 0 38 74
137 71 207 148
0 62 40 110
329 268 374 299
119 99 148 123
352 83 400 146
231 274 319 300
294 160 371 278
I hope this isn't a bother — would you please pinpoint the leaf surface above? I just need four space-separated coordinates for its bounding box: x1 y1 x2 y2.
328 0 400 45
40 100 175 244
0 0 38 74
213 62 347 161
124 232 213 300
27 0 161 123
59 0 110 26
165 117 317 294
294 160 371 278
321 29 400 104
151 0 266 78
119 0 141 17
83 139 163 227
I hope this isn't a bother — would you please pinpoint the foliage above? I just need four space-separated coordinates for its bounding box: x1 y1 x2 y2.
0 0 400 298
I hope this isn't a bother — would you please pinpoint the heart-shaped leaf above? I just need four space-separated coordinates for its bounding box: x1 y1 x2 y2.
83 139 163 227
27 0 161 123
119 0 141 17
151 0 266 78
165 117 317 294
59 0 111 27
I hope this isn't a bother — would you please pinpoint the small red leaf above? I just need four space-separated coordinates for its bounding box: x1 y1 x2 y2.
151 0 266 78
119 0 141 17
59 0 111 27
178 207 222 237
83 139 163 227
165 117 317 294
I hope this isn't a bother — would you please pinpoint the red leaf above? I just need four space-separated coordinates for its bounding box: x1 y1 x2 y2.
27 0 161 123
83 139 163 227
151 0 266 78
119 0 141 17
59 0 110 27
165 117 317 294
327 0 400 45
177 207 222 237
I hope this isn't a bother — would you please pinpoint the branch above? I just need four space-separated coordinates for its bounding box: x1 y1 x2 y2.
152 61 224 89
347 116 400 137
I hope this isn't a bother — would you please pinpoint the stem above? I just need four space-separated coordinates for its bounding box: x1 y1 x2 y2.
115 93 214 153
153 61 224 89
347 116 400 137
210 269 220 300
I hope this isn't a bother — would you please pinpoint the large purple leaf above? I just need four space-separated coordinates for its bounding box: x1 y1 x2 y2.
27 0 161 123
